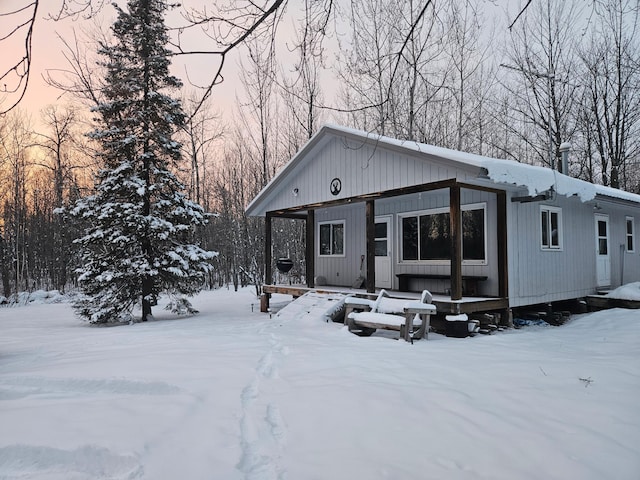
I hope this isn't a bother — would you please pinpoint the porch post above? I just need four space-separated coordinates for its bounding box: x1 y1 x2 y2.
449 185 462 300
265 212 273 285
365 200 376 293
497 191 509 298
260 212 273 313
306 209 315 288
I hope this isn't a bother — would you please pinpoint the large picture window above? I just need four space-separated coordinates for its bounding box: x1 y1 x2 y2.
626 217 635 253
319 220 345 256
540 206 562 250
400 204 486 264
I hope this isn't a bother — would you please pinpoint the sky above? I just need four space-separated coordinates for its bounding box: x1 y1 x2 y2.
1 0 243 120
1 0 524 126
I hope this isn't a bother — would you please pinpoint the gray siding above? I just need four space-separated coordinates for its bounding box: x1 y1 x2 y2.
315 188 640 306
265 137 481 213
315 203 366 287
315 189 500 295
506 194 640 307
603 201 640 286
507 195 595 307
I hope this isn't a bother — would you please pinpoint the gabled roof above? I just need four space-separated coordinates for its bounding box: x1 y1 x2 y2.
246 124 640 215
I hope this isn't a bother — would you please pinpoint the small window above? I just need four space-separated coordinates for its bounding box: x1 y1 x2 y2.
626 217 635 253
319 220 345 256
541 206 562 250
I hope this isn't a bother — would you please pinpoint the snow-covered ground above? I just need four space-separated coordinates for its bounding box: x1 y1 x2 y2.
1 287 639 480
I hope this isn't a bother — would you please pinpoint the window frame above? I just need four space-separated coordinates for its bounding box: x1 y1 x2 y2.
317 220 346 257
397 202 487 266
626 216 635 253
540 205 563 251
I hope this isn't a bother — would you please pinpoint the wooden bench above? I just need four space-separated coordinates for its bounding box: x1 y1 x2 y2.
396 273 488 295
346 290 437 342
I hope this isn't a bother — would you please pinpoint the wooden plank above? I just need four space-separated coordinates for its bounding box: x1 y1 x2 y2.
586 295 640 309
396 273 488 280
395 273 488 294
263 285 311 297
433 298 509 314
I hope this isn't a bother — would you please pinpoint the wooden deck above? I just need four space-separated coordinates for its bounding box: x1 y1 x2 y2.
262 284 509 315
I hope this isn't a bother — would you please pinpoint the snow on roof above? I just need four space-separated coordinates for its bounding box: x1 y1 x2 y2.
247 124 640 215
324 124 640 204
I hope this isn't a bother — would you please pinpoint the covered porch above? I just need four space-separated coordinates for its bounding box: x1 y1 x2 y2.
261 178 510 320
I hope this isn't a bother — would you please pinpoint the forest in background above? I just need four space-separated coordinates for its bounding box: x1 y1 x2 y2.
1 0 639 299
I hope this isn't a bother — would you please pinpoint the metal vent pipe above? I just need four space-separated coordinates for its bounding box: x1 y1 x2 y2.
559 142 571 175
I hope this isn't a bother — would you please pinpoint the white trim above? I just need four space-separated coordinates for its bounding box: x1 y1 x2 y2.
626 216 635 253
317 219 346 257
540 205 563 251
374 215 394 289
595 213 611 287
397 202 487 265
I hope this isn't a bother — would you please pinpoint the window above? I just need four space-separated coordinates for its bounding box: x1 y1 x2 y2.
399 204 486 264
626 217 635 253
319 220 345 256
540 206 562 250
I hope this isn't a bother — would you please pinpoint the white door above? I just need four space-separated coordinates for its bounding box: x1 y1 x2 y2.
595 214 611 287
375 216 393 289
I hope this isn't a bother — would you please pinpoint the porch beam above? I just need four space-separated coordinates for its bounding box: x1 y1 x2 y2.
449 185 463 300
267 180 509 216
365 200 376 293
306 209 315 288
268 212 308 220
267 178 459 215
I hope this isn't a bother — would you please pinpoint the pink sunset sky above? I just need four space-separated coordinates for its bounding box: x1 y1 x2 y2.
1 0 249 120
2 0 520 124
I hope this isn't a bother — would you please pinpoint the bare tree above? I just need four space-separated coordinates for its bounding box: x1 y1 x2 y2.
280 0 327 144
31 105 89 290
337 0 447 142
577 0 640 190
444 0 497 152
0 110 34 295
179 92 224 208
500 0 583 170
237 36 280 187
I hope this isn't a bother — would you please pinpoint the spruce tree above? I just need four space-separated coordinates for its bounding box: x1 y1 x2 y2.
71 0 215 324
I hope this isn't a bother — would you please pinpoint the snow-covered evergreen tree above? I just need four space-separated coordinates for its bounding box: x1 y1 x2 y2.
71 0 216 324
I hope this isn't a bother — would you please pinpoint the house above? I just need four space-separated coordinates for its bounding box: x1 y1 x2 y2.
246 124 640 319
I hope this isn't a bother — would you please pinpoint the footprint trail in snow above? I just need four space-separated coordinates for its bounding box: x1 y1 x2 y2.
237 330 289 480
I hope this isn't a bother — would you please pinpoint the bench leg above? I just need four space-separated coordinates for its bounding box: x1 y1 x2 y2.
403 314 413 342
407 313 430 340
417 314 430 340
